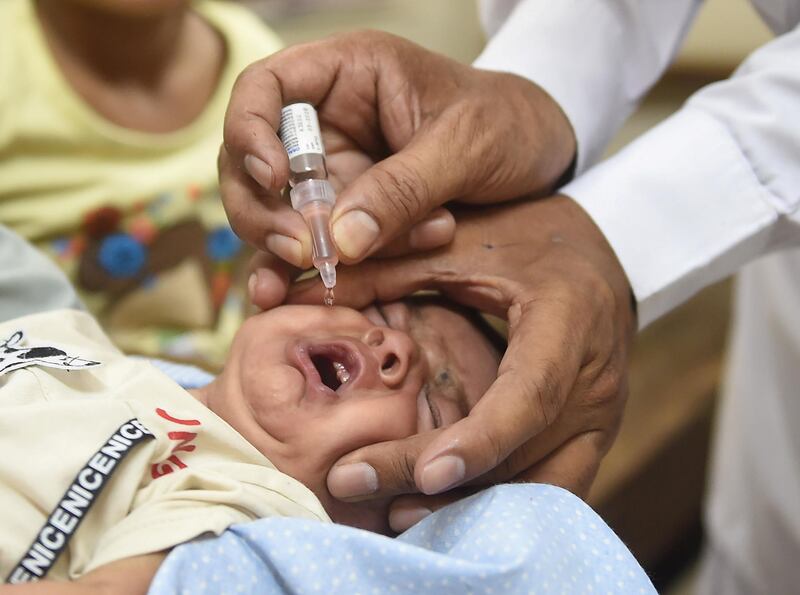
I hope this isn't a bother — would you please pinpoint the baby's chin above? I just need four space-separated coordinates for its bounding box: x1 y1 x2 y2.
321 493 394 535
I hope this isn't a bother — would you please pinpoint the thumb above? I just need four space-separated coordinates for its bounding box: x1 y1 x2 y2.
330 129 467 264
327 430 438 501
412 297 582 494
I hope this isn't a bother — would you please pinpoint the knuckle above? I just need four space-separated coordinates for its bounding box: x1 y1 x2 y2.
586 272 617 314
568 264 618 318
388 450 418 493
531 360 563 426
360 28 392 46
234 58 261 87
507 359 563 429
587 365 627 408
219 195 259 248
222 212 250 246
474 425 509 471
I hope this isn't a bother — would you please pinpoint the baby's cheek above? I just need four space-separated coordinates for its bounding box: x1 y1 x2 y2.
339 398 418 452
247 365 304 419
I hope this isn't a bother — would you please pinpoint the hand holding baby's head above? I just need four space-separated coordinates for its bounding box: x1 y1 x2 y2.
192 299 501 533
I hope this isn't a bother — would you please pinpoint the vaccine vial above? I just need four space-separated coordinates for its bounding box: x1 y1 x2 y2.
279 102 338 291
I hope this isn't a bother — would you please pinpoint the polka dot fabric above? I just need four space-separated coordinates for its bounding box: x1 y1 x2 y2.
149 484 655 594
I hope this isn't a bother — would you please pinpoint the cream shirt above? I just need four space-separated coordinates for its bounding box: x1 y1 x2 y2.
0 310 328 583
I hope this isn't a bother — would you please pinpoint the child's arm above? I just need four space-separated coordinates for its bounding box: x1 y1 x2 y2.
0 552 166 595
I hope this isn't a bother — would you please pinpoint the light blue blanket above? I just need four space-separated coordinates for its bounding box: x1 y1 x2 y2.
149 484 655 595
146 361 654 594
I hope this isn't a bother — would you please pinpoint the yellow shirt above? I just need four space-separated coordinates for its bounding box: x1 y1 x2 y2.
0 310 328 583
0 0 283 369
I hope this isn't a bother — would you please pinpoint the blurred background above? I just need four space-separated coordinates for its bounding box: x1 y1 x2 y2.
244 0 774 592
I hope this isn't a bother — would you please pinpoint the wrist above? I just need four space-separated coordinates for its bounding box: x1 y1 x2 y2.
511 74 578 195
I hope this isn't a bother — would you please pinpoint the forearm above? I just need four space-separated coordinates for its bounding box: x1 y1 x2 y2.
475 0 701 171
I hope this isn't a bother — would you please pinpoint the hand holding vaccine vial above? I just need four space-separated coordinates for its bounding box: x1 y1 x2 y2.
279 103 338 302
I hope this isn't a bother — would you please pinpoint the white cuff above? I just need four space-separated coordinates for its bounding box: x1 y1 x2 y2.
563 107 779 327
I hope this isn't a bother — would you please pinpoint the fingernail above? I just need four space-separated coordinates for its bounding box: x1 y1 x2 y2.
389 507 432 533
250 268 272 300
420 455 465 495
332 210 380 260
327 463 379 499
409 213 454 250
244 154 274 189
266 234 303 268
247 272 257 301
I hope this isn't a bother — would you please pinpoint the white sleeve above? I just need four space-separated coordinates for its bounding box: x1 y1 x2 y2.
474 0 701 171
562 24 800 327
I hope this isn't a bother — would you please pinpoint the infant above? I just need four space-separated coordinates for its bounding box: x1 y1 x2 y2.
0 299 500 591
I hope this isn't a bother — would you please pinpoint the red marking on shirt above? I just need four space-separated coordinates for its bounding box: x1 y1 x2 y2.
156 408 201 426
151 409 202 479
167 431 197 453
151 455 188 479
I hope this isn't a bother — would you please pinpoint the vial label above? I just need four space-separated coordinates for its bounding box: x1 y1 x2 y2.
279 103 325 158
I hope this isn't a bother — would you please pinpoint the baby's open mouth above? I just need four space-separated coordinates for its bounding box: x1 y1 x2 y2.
292 341 364 397
311 354 351 391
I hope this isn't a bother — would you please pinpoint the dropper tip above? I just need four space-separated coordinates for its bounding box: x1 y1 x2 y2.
319 261 337 289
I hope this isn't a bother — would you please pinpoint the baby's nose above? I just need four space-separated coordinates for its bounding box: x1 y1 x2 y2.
362 327 417 388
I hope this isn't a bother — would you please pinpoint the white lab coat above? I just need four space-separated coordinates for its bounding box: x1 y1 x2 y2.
474 1 800 592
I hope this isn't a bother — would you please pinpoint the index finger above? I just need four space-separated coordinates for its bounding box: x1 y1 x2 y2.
223 38 359 191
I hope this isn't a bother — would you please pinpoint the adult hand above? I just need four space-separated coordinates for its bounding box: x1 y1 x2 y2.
220 30 576 301
279 195 636 531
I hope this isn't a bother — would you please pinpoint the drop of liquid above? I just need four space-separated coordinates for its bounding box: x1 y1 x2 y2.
324 288 335 307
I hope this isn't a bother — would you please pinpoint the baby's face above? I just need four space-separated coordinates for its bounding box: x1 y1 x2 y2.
202 300 500 532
